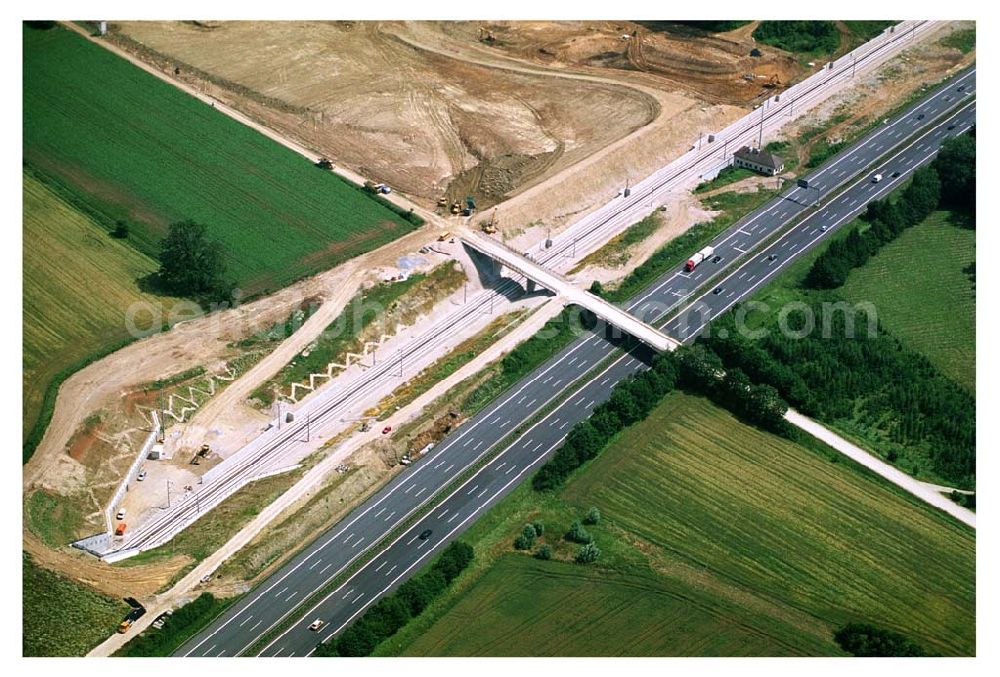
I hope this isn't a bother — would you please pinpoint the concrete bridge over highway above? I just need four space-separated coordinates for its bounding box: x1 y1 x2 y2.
459 230 680 353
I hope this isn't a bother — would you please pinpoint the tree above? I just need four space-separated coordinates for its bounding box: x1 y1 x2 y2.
112 220 130 239
514 524 537 550
534 544 553 560
583 506 601 525
932 133 975 213
566 520 592 544
589 280 605 297
575 542 601 564
531 521 545 537
156 220 233 302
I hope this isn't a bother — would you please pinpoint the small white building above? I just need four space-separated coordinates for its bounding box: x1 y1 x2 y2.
733 145 784 176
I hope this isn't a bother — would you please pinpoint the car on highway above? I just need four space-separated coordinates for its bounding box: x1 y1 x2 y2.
712 287 723 295
947 124 956 130
872 173 883 183
891 171 901 178
382 426 392 435
419 529 433 540
916 113 925 120
958 85 965 92
711 255 722 263
767 254 778 262
137 468 147 481
820 225 828 232
309 619 325 632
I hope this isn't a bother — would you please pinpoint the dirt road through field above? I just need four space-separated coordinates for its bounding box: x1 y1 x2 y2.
785 410 975 529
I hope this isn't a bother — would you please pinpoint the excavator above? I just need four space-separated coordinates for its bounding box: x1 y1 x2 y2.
482 207 498 234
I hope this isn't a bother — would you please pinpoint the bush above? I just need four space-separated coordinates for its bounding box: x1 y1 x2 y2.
111 220 129 238
575 543 601 564
565 520 593 544
583 506 601 525
531 521 545 537
534 544 553 560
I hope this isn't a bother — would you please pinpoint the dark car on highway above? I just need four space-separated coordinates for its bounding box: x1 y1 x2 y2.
419 529 433 540
711 255 722 263
917 113 925 120
712 287 723 295
891 171 901 178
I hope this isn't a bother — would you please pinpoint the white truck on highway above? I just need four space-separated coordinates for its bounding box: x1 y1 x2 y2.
685 246 716 272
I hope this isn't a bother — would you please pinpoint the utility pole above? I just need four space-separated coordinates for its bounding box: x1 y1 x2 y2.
397 348 403 378
757 105 765 148
166 480 173 508
277 401 282 430
306 413 311 443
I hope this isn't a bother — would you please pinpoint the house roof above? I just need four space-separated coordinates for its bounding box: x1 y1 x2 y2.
734 145 783 169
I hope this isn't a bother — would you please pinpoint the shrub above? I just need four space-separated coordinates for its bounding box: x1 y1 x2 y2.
583 506 601 525
566 520 593 544
575 543 601 564
534 544 553 560
531 521 545 537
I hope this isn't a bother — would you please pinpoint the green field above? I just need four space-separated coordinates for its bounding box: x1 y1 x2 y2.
842 211 975 391
23 24 416 296
397 555 828 656
23 551 130 656
22 170 179 441
383 393 975 656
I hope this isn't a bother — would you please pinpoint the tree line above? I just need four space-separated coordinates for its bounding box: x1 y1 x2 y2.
805 131 975 289
703 304 975 486
313 541 474 657
532 344 791 493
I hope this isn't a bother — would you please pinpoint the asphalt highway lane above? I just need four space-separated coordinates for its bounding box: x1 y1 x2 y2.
178 65 974 657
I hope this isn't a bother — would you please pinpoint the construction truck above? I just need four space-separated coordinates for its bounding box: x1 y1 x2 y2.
450 201 462 215
685 246 716 272
315 158 333 170
482 208 498 234
438 231 452 242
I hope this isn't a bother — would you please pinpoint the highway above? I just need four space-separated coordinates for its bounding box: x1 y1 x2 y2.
178 65 975 657
104 20 934 560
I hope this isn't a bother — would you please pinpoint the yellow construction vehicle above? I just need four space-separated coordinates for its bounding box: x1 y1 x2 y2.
482 208 498 234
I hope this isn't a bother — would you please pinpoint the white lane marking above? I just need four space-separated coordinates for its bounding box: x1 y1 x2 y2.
474 440 484 451
374 507 385 518
342 589 355 600
320 563 333 575
342 533 354 544
506 465 517 475
308 559 323 571
445 464 454 472
275 587 287 597
353 592 366 604
285 591 298 602
375 561 387 572
239 615 253 628
448 513 460 524
352 535 366 548
386 565 397 576
477 487 489 498
383 510 396 522
404 485 414 494
415 487 427 498
467 484 479 496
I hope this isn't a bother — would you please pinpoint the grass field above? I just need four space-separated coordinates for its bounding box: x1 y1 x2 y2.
22 170 179 441
397 555 829 656
23 24 416 296
23 551 130 656
842 210 975 391
382 393 975 656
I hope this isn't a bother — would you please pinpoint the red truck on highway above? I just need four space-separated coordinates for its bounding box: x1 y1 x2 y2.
685 246 715 272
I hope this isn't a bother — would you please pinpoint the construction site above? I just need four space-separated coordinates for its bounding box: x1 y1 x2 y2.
20 18 977 658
